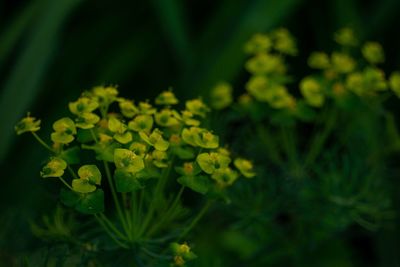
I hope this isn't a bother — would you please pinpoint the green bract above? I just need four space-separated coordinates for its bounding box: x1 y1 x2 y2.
272 28 297 56
362 42 384 64
114 148 145 173
72 165 101 193
389 72 400 97
128 114 154 132
182 127 219 148
92 85 118 106
308 52 330 69
139 129 169 151
300 77 325 107
244 33 272 54
69 97 98 115
41 158 67 178
334 27 358 46
15 114 41 135
51 117 77 144
196 152 231 174
234 158 256 178
108 117 132 144
211 167 239 188
155 90 179 105
185 99 210 117
118 98 138 118
155 109 180 127
210 82 233 110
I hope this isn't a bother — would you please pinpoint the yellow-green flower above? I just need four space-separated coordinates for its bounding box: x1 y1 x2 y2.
138 102 156 115
334 28 357 46
185 99 210 118
246 75 270 101
114 148 145 173
108 117 132 144
346 72 364 95
40 157 67 178
128 115 154 133
51 117 77 144
211 167 239 187
363 67 387 92
155 90 178 105
155 109 180 127
196 152 231 174
265 85 295 109
182 127 219 148
245 53 285 75
272 28 297 56
308 52 330 69
15 114 41 135
72 165 102 193
92 86 118 106
118 98 138 118
69 97 98 115
180 110 200 126
170 242 197 267
362 42 384 64
151 150 168 168
139 129 169 151
389 72 400 97
129 142 147 157
75 112 100 129
244 33 272 54
300 77 325 107
234 158 255 178
210 82 233 110
331 52 356 73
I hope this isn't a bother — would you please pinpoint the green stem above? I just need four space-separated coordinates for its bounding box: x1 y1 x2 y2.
58 177 73 190
90 128 98 143
94 214 129 249
304 109 337 167
178 200 213 240
67 166 79 180
31 132 54 152
98 213 126 240
103 161 130 240
146 186 185 237
280 126 298 167
256 124 283 166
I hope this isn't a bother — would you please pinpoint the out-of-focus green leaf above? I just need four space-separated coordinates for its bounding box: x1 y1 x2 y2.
151 0 191 67
187 0 301 97
0 0 81 163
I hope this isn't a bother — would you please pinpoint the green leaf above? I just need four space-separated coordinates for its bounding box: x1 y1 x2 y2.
75 190 104 214
59 146 80 164
60 188 80 208
60 188 104 214
177 175 210 194
72 179 96 193
171 146 195 159
114 169 142 192
78 165 101 185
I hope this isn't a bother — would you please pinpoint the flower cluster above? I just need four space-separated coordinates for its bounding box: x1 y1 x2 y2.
211 28 400 123
16 86 255 212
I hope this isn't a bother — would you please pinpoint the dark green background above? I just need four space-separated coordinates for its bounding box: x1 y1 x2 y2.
0 0 399 265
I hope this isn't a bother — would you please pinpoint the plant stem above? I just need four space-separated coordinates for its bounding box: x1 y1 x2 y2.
58 177 73 190
103 160 130 241
67 166 79 180
94 214 129 249
146 186 185 237
98 212 126 240
178 200 213 240
31 132 54 152
304 109 337 167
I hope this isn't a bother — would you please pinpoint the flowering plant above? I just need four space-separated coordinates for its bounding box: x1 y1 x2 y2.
16 87 254 266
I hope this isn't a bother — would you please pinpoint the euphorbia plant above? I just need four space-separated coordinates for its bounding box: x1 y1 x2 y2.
15 87 254 266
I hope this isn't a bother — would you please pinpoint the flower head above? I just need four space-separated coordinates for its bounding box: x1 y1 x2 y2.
41 158 67 178
15 114 41 135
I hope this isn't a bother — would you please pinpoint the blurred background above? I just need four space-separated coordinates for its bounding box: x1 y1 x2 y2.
1 0 400 266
